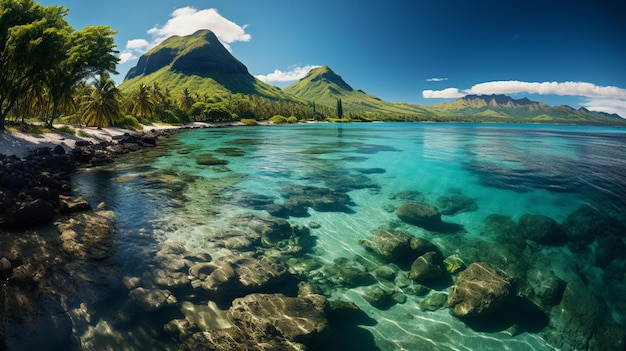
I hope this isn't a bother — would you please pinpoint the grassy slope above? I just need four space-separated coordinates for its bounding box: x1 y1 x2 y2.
284 66 431 119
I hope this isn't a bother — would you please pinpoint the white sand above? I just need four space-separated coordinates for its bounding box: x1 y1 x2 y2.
0 125 176 158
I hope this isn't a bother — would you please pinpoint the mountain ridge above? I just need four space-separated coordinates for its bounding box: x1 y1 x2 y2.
120 31 625 126
120 29 290 100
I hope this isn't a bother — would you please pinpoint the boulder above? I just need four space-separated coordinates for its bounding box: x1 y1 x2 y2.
436 195 478 215
198 256 291 301
229 213 291 246
280 185 353 213
518 214 563 244
396 201 441 228
562 204 609 242
210 230 261 251
419 293 448 311
543 280 624 351
358 228 437 265
0 257 13 280
327 257 376 287
524 269 564 307
180 293 329 351
409 251 442 282
228 293 330 344
128 287 177 311
59 195 91 213
447 262 514 318
362 286 391 307
13 199 55 226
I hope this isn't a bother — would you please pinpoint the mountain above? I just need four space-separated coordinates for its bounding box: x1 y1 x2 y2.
119 31 625 126
283 66 431 118
427 94 626 126
120 30 290 99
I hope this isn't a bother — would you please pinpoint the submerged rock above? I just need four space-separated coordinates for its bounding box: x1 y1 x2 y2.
409 251 443 282
543 280 624 351
562 204 609 242
326 257 376 287
436 195 478 215
358 228 438 266
128 287 177 311
396 201 441 226
518 213 564 244
280 185 353 213
420 293 448 311
447 262 514 318
180 293 330 351
196 256 291 301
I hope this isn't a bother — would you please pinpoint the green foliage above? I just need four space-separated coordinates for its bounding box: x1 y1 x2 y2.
55 125 76 135
336 98 343 118
240 118 258 125
269 115 288 124
8 123 47 134
113 115 143 130
286 116 298 123
81 74 122 127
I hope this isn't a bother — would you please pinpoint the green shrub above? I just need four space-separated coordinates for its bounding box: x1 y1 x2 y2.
269 115 287 124
286 116 298 123
240 118 258 126
78 130 91 138
113 115 143 131
55 125 76 135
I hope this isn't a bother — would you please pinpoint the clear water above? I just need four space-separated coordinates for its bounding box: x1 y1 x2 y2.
50 123 626 350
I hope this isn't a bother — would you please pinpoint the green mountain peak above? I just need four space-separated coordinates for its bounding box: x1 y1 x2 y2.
119 29 288 99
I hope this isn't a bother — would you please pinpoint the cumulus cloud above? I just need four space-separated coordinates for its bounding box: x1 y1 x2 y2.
422 88 465 98
147 7 251 50
256 65 322 83
465 81 626 100
422 80 626 117
583 98 626 117
426 77 448 82
119 7 250 65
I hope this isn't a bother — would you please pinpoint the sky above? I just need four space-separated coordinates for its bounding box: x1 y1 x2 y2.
38 0 626 117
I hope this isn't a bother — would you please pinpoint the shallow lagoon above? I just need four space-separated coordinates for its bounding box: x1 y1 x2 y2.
31 123 626 350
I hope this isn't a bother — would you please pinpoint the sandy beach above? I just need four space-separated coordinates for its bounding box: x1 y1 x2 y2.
0 123 228 158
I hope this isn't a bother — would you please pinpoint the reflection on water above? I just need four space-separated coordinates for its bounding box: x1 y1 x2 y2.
12 123 626 350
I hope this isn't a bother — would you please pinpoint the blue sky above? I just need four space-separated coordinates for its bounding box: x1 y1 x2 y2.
39 0 626 117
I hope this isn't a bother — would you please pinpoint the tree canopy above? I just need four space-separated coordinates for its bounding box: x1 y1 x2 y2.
0 0 119 130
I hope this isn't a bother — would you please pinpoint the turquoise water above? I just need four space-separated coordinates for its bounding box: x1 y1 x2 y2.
61 123 626 350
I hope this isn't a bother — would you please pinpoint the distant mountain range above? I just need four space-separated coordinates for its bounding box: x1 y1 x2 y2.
121 30 626 126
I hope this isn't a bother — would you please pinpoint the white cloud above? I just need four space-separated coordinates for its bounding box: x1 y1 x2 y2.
118 52 138 64
119 7 251 66
256 65 321 83
426 77 448 82
422 88 464 98
583 98 626 117
126 39 150 51
465 81 626 100
147 7 251 49
422 80 626 117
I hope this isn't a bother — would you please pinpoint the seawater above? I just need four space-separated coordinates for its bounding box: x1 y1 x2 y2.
68 122 626 350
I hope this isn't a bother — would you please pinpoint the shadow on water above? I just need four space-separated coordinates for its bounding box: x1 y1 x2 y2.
460 297 549 335
316 302 381 351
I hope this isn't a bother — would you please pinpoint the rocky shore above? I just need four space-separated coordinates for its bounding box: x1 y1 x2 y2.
0 128 176 229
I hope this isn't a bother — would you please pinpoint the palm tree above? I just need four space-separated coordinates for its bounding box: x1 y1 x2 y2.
80 74 122 128
178 88 195 113
130 83 155 121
